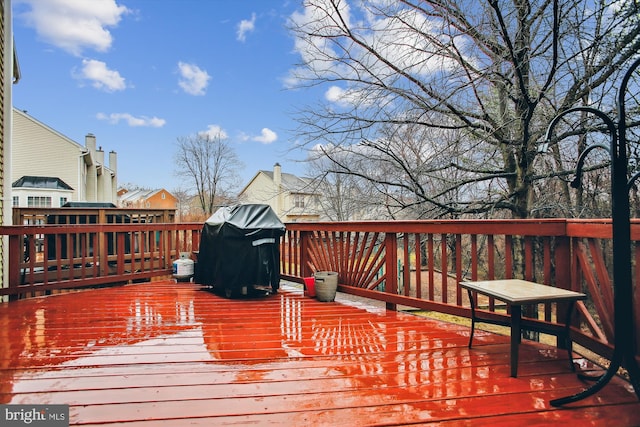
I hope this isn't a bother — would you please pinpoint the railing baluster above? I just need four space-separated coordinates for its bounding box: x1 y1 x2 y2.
428 234 434 300
440 233 448 304
403 234 410 297
414 233 422 300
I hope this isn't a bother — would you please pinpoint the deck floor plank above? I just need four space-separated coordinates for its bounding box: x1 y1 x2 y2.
0 281 636 425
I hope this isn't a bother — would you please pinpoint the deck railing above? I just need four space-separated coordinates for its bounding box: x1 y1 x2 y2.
0 222 202 298
281 219 640 366
0 218 637 369
13 207 176 225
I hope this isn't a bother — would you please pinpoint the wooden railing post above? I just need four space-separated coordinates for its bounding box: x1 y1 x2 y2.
7 234 21 301
116 231 126 276
555 234 573 348
12 208 21 225
385 232 398 311
300 230 312 278
98 226 108 277
555 235 572 290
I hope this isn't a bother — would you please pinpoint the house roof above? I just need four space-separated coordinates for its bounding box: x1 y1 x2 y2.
240 170 316 196
119 188 173 203
62 202 116 208
264 171 312 191
12 176 74 190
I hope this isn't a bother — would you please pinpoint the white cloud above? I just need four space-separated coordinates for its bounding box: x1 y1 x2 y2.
96 112 165 127
177 62 211 96
252 128 277 144
325 85 377 108
17 0 129 56
325 86 351 105
237 13 257 42
199 125 228 140
76 59 126 92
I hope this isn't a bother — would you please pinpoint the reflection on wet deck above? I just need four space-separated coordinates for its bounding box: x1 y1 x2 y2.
1 281 639 426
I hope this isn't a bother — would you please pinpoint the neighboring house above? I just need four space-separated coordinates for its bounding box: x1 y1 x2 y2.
11 108 118 207
238 163 321 222
118 188 177 211
12 175 73 208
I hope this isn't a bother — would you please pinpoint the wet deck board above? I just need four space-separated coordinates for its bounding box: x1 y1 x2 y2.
1 281 638 426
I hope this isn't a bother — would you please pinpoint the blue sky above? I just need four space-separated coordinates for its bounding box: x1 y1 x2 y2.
11 0 319 192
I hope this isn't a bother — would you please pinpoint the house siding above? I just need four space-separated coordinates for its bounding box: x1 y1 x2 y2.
0 1 4 216
239 172 279 214
147 191 177 210
0 0 5 292
12 110 84 199
118 189 177 211
11 110 118 205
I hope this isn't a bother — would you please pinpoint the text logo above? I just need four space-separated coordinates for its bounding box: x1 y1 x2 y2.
1 405 69 426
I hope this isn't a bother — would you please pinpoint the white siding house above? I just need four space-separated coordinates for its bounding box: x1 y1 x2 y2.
11 108 118 207
238 163 321 222
12 176 74 208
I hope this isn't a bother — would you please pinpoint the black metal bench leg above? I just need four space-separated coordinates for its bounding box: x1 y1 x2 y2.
467 289 476 348
510 305 521 378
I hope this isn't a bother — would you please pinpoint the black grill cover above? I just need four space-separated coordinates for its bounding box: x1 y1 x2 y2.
196 204 286 296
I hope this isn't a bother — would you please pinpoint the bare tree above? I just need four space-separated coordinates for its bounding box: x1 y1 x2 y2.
289 0 640 219
118 182 149 192
170 187 194 222
306 147 382 220
311 119 479 219
174 134 243 216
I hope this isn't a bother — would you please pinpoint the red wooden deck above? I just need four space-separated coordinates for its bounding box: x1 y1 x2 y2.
1 280 638 426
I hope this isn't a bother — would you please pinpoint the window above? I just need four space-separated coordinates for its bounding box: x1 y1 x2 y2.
27 196 52 208
60 197 68 207
293 194 305 208
12 196 18 207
